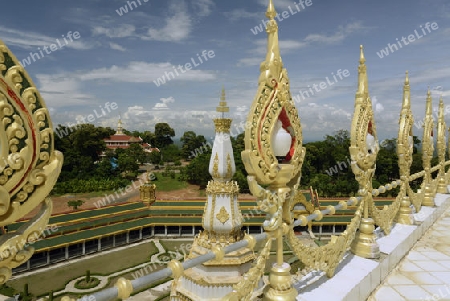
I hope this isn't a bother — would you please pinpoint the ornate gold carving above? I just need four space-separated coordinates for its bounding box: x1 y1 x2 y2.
290 190 314 213
193 230 244 249
289 200 363 277
206 180 239 195
0 40 62 283
217 87 229 114
223 238 272 301
212 153 220 179
436 97 448 193
241 0 305 187
226 153 232 179
216 206 230 224
349 46 382 258
213 119 232 133
397 71 418 220
422 90 435 206
240 0 306 298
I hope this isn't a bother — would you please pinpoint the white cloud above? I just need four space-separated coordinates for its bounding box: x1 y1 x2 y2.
110 105 218 135
36 74 95 107
371 96 385 113
256 0 297 10
299 102 352 135
224 9 260 21
92 24 136 38
304 22 366 44
192 0 214 17
109 42 126 51
145 2 192 42
237 57 263 67
78 61 216 83
153 97 175 110
0 26 94 50
238 39 307 66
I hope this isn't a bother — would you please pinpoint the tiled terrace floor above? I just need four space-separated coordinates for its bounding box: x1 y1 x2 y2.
369 202 450 301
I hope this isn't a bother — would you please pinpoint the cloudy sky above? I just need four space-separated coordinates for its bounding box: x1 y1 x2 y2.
1 0 449 142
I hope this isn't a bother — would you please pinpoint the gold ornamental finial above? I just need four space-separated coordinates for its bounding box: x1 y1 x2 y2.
402 71 410 110
260 0 282 82
116 117 124 135
426 89 432 116
356 45 368 103
216 86 229 116
266 0 277 19
359 45 365 64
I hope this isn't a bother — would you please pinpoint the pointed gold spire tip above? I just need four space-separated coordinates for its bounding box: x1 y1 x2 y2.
266 0 276 19
359 45 365 64
217 87 229 114
405 71 409 85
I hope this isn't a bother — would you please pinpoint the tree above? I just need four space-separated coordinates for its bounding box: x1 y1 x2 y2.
148 151 162 164
54 124 114 181
161 144 181 163
231 133 249 192
95 150 118 178
67 200 85 210
118 152 139 177
180 131 207 160
155 123 175 148
185 153 211 188
85 270 91 283
127 143 147 164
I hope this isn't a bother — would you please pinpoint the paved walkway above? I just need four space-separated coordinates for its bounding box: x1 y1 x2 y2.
369 200 450 301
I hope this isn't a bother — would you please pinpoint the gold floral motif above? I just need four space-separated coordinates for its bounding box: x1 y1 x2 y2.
226 154 232 179
212 153 220 179
206 180 239 195
193 229 244 249
213 118 232 133
216 206 230 224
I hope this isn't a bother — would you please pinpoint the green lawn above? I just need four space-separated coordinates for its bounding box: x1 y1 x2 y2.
151 174 189 191
8 241 158 298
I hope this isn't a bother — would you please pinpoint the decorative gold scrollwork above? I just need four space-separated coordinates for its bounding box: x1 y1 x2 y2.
0 40 63 283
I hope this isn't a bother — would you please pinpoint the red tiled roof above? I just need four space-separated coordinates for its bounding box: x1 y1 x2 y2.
105 134 143 142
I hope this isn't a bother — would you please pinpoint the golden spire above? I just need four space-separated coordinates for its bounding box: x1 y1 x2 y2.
266 0 276 19
439 95 444 120
216 86 229 118
426 89 432 116
116 117 124 135
356 45 368 103
402 71 410 111
260 0 282 81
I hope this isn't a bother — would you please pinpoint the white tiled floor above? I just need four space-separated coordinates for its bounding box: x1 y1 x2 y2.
369 208 450 301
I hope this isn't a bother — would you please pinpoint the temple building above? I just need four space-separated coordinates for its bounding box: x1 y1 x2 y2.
103 119 158 153
170 89 257 300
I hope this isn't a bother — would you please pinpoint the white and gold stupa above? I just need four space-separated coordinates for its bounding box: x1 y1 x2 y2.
170 89 255 301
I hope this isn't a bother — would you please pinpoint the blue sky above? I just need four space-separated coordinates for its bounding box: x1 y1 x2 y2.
1 0 449 142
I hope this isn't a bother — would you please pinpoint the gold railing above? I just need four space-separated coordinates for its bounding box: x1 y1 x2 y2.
1 0 450 300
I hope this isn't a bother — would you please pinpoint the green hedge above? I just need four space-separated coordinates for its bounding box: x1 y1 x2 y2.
52 178 131 194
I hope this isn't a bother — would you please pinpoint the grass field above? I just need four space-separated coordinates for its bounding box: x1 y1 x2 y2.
8 241 158 299
151 174 188 191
